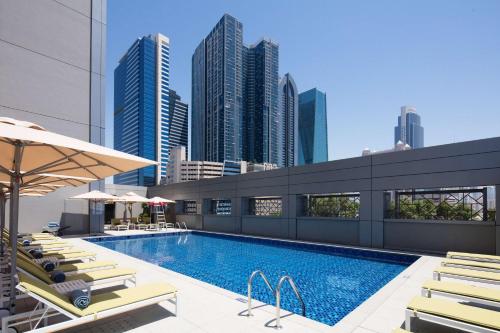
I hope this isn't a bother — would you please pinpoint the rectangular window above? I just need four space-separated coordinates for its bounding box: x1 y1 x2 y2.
301 193 360 219
183 200 197 215
248 197 282 216
210 199 232 215
384 186 496 222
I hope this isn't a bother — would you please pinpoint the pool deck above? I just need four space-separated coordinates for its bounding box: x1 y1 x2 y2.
55 230 457 333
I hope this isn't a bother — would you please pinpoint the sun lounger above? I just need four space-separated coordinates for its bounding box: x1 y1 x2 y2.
17 256 136 287
18 251 117 274
1 273 178 332
18 246 96 263
447 252 500 264
442 259 500 272
422 280 500 308
405 296 500 332
434 266 500 285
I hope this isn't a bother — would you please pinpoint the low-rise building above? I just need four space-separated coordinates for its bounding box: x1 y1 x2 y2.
164 146 277 184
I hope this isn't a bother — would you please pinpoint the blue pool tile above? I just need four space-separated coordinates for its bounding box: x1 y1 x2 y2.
86 231 418 326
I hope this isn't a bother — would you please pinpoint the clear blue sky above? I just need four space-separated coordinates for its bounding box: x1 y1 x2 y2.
106 0 500 160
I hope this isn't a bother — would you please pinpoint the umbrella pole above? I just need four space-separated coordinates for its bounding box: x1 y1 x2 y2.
0 192 5 257
8 144 22 315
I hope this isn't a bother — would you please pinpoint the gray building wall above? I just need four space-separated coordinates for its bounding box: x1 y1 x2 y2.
149 136 500 255
0 0 106 234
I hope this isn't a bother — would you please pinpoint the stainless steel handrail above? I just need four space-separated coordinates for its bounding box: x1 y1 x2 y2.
275 275 305 329
247 270 274 316
182 222 188 230
175 222 181 229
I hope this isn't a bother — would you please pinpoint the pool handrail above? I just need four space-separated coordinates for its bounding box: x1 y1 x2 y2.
275 275 306 329
247 270 274 317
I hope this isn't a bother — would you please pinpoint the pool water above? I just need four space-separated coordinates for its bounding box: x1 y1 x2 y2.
88 232 417 326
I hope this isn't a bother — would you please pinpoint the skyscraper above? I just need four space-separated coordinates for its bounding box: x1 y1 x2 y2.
244 39 279 164
168 89 189 155
394 106 424 148
114 33 170 186
278 73 299 167
191 14 244 162
298 88 328 165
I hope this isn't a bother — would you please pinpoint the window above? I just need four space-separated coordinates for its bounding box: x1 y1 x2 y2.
384 186 496 222
302 193 360 219
248 197 282 216
210 199 232 215
183 200 197 215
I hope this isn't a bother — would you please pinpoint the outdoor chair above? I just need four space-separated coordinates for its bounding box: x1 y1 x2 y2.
1 272 177 333
405 296 500 332
421 279 500 308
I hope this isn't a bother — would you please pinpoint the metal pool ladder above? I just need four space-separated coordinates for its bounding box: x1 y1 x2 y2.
247 270 306 329
175 222 188 230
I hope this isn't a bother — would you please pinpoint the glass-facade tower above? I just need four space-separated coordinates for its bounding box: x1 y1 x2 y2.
278 73 298 167
394 106 424 148
191 14 244 162
168 89 189 156
114 33 170 186
298 88 328 165
244 39 279 164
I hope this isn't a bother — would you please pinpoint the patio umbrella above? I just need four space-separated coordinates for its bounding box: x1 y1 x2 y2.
114 192 150 224
69 190 118 235
0 117 157 314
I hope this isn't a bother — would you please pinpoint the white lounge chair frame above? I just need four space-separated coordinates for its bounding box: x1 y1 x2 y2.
18 266 137 289
2 283 178 332
447 253 500 264
405 307 498 333
442 261 500 273
421 287 499 308
433 270 500 285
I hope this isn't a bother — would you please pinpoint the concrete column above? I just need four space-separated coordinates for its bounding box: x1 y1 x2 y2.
287 194 297 240
495 185 500 255
359 191 372 247
231 197 242 234
371 190 385 249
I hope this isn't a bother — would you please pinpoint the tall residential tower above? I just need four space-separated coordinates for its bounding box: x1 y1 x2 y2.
244 39 279 165
394 106 424 149
278 73 299 167
298 88 329 165
114 33 170 186
191 14 244 162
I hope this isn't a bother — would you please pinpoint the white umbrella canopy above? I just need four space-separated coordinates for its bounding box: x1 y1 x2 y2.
0 117 158 314
0 117 156 185
69 190 117 201
116 191 150 203
149 196 175 204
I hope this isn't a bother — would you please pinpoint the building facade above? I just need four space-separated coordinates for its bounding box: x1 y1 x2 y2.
191 14 244 163
0 0 106 233
168 89 189 161
394 105 424 149
114 33 170 186
298 88 329 165
278 73 299 167
244 39 279 165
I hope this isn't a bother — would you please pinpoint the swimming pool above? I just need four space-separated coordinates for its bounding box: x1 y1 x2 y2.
87 231 418 326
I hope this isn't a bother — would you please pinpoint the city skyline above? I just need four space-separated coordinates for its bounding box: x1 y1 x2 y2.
106 0 500 161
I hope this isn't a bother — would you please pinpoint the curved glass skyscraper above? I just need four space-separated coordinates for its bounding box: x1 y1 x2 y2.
278 73 298 167
298 88 328 165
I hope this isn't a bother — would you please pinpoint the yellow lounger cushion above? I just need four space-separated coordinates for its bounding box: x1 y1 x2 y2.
435 266 500 282
18 273 176 317
407 296 500 330
65 268 136 283
17 257 134 284
443 259 500 271
447 252 500 263
41 249 87 255
58 261 117 272
422 280 500 302
29 244 72 250
52 252 95 260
